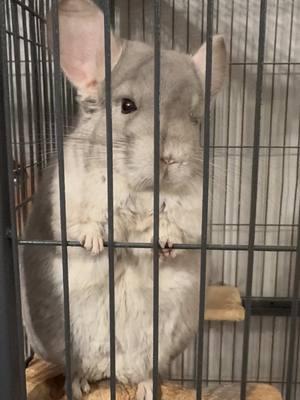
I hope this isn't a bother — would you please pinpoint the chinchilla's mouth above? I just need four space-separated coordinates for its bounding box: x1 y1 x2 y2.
161 167 169 180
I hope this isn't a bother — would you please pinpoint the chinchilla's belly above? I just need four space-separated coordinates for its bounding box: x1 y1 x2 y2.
109 252 200 383
65 253 199 383
23 245 200 382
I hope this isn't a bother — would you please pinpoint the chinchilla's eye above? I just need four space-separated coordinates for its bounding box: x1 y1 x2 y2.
121 98 137 114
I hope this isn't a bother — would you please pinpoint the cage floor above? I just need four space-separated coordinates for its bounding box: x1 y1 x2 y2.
26 359 282 400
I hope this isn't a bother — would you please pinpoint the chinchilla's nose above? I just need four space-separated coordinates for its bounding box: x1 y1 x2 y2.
160 156 177 165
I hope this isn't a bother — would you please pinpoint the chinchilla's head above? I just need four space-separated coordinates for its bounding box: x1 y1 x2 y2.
48 0 226 192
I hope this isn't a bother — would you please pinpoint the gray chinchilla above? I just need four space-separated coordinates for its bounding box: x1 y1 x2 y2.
21 0 227 399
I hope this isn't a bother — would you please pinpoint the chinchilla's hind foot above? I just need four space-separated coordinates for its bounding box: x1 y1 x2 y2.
65 376 91 400
136 378 162 400
80 377 91 394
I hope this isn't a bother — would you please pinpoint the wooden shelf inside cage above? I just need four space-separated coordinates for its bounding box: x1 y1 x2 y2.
26 359 282 400
204 285 245 321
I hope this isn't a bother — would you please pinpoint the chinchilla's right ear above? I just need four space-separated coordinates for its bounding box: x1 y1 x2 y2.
47 0 122 95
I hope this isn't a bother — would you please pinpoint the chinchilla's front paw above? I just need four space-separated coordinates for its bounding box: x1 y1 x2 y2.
159 238 177 258
158 219 183 259
128 216 184 260
79 223 104 256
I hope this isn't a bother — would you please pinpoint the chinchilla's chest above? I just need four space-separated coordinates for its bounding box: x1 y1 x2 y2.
124 190 201 237
50 159 130 225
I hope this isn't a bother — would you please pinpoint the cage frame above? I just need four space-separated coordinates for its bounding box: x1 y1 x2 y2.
0 1 299 400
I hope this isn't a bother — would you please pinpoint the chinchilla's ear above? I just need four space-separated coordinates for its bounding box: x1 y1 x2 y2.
192 35 227 97
47 0 122 94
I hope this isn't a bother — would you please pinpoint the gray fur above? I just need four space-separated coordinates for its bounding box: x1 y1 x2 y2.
21 4 226 398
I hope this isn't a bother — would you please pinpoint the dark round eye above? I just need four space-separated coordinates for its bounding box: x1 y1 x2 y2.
121 98 137 114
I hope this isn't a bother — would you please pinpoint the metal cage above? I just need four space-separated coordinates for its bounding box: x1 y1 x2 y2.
0 1 299 400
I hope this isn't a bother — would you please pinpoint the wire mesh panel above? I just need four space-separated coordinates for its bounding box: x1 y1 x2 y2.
0 1 299 400
113 0 300 396
1 0 76 365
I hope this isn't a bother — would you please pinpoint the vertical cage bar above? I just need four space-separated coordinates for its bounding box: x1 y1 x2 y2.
51 2 73 399
20 1 35 194
10 3 26 165
101 0 117 398
39 3 52 165
110 0 115 30
153 0 161 399
186 0 190 53
264 0 279 385
127 0 131 40
142 0 146 42
34 0 46 168
35 0 44 158
232 0 249 383
45 0 56 154
222 0 234 286
240 1 267 399
293 311 300 400
218 0 234 383
200 0 205 43
5 0 21 232
270 1 293 389
286 209 300 400
276 14 297 386
11 1 28 219
0 1 27 398
275 2 295 388
171 0 175 50
196 1 214 399
28 0 43 175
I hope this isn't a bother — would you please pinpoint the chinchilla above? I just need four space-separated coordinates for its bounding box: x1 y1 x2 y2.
21 0 226 398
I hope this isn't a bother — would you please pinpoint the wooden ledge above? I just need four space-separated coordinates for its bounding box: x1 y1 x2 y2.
26 360 281 400
205 285 245 321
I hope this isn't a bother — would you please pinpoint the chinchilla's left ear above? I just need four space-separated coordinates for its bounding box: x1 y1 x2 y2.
47 0 122 95
192 35 227 96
